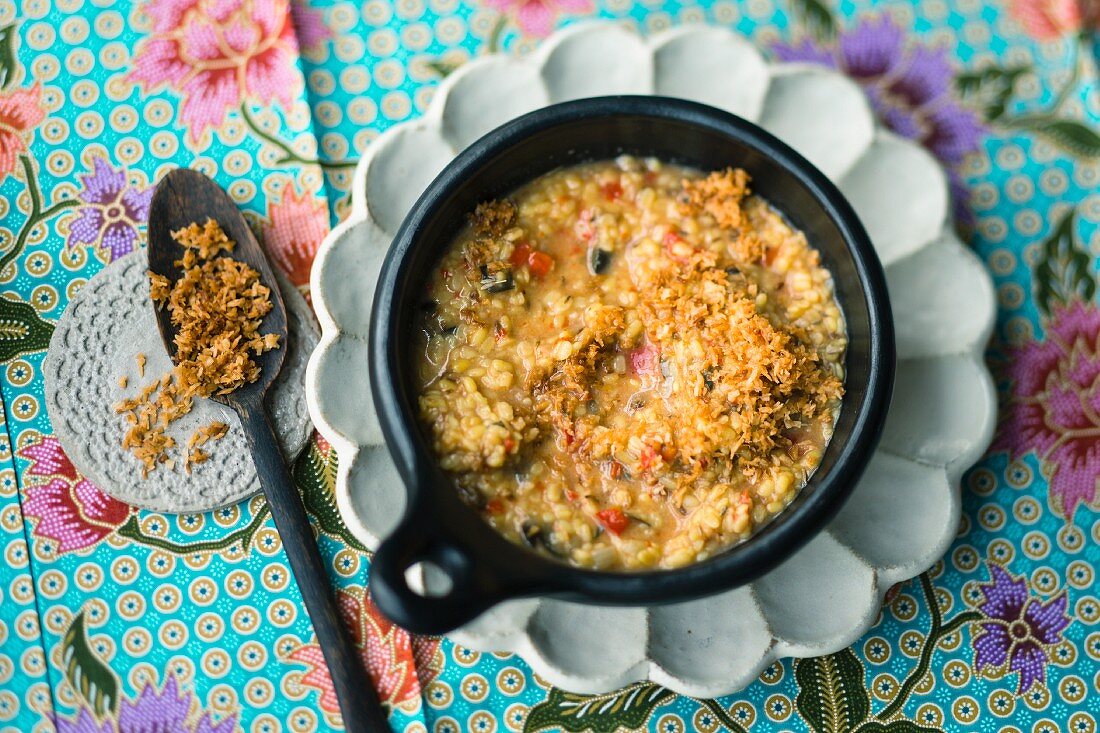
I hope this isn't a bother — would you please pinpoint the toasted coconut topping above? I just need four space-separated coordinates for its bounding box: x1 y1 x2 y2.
118 219 280 476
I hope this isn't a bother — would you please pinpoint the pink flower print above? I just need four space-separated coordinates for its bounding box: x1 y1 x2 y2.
289 585 443 715
994 300 1100 520
67 158 153 262
18 437 132 555
971 564 1070 694
129 0 331 142
482 0 594 38
1008 0 1083 40
263 185 330 291
0 83 46 181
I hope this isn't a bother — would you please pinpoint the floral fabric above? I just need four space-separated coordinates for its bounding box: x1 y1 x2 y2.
0 0 1097 732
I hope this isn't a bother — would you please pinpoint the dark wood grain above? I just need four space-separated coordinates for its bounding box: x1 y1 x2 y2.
148 169 390 733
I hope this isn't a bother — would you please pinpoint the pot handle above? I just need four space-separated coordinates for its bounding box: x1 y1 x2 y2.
369 506 542 635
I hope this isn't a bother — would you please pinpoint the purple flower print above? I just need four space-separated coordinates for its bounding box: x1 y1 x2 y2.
774 16 985 221
67 158 153 262
971 565 1070 694
56 675 237 733
994 300 1100 519
837 15 905 79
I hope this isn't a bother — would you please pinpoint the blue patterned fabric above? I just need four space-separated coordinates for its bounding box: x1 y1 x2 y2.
0 0 1096 731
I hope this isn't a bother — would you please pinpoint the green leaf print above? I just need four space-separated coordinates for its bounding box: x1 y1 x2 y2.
789 0 836 41
1007 115 1100 158
858 721 943 733
1034 210 1095 317
0 23 17 89
114 504 271 555
794 648 870 733
954 65 1030 122
426 58 463 78
62 611 121 718
0 295 54 362
294 438 368 551
524 682 675 733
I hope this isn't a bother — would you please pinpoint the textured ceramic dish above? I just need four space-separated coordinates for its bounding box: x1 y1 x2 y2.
306 22 997 695
365 96 895 635
45 249 316 513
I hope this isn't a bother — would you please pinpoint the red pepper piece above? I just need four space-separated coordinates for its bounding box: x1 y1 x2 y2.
510 242 532 268
511 242 554 278
596 507 629 535
601 181 623 200
527 250 554 278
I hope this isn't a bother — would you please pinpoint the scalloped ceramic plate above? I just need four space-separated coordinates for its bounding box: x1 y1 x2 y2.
306 22 997 696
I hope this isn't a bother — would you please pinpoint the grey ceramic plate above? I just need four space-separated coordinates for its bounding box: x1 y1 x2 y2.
45 249 316 513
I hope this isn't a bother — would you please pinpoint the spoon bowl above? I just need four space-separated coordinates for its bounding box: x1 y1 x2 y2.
146 168 288 408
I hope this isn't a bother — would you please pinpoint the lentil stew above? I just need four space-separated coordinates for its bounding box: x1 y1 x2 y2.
415 156 846 571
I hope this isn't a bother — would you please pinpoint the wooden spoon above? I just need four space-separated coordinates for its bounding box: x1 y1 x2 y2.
147 169 389 733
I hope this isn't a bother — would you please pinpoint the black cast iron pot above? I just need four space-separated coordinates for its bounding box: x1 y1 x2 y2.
367 96 895 635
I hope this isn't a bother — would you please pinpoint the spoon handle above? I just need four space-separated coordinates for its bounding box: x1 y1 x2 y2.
233 393 391 733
